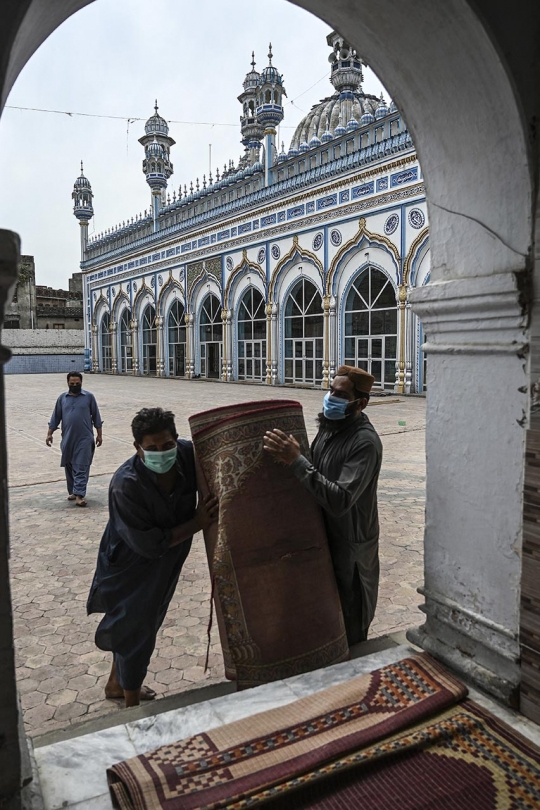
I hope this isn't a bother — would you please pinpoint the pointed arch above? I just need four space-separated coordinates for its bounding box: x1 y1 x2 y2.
326 217 400 296
269 235 323 302
157 272 184 313
189 270 222 314
132 282 154 319
224 251 265 309
92 291 109 326
404 227 429 286
111 288 130 320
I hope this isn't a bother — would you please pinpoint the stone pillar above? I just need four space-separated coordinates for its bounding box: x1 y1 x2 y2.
328 295 337 381
322 295 330 389
265 302 273 385
155 315 164 377
0 230 23 804
130 319 139 375
91 324 98 373
408 272 527 705
225 308 233 381
185 313 195 379
396 284 407 394
110 321 118 374
404 297 413 394
271 300 278 384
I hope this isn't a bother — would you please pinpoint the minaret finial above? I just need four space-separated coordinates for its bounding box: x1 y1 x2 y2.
268 43 273 64
251 51 256 70
154 99 158 113
80 160 84 174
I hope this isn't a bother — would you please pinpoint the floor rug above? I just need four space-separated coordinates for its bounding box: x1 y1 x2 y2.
107 653 469 809
188 400 348 689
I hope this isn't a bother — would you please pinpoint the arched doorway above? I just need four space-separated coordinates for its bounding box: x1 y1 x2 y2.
118 308 132 374
237 287 266 381
141 304 157 375
343 267 397 390
100 311 111 372
168 299 186 377
284 278 323 386
199 293 222 379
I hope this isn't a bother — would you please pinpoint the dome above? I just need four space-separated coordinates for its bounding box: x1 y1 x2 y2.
309 135 322 148
375 94 389 119
259 44 284 87
74 162 91 189
334 122 346 138
299 141 310 153
288 92 378 151
243 53 260 91
389 99 398 113
145 101 169 136
360 108 375 125
346 117 359 132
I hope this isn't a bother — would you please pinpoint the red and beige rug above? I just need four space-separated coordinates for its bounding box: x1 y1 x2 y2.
189 400 348 690
106 653 540 809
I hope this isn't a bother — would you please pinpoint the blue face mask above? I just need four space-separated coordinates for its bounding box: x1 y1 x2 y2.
322 392 351 420
142 446 177 474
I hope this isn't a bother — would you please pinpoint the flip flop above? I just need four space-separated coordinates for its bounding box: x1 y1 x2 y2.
76 499 87 507
105 685 157 702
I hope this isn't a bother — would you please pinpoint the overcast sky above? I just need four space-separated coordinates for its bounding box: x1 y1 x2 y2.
0 0 385 288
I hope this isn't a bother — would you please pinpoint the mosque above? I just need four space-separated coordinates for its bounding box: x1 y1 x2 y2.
73 31 429 393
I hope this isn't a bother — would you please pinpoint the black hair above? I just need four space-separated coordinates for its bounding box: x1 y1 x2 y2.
67 371 83 383
131 408 178 444
353 389 370 403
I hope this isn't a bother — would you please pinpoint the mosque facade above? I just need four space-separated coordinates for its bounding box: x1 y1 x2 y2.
73 31 429 393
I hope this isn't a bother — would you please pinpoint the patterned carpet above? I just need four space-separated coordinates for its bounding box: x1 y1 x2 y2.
189 400 348 689
104 653 540 810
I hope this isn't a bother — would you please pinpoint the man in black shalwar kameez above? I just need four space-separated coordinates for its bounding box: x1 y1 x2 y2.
264 366 382 645
87 407 218 707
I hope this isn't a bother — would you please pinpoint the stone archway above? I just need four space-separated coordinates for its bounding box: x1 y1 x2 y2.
0 0 539 802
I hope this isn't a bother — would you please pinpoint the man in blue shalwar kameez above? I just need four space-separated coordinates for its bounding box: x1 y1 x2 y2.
87 407 218 707
46 372 103 507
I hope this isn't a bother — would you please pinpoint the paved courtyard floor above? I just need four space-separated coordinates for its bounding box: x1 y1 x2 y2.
5 374 426 738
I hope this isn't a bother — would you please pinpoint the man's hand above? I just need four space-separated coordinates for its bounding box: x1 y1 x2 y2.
45 431 53 447
263 429 301 465
196 493 219 531
96 429 103 448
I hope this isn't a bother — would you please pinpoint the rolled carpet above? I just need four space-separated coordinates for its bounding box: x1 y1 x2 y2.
188 399 348 689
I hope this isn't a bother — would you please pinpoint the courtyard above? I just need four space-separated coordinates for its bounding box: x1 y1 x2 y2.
5 373 426 739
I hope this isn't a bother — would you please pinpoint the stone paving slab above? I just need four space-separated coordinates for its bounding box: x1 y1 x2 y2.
6 374 425 737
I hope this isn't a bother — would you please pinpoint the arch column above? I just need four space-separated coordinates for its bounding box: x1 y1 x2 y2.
185 313 195 379
130 318 139 375
222 308 233 381
404 297 413 393
265 302 273 385
322 295 330 389
396 284 407 393
91 324 98 373
329 295 337 381
271 300 278 385
110 320 118 374
155 315 164 377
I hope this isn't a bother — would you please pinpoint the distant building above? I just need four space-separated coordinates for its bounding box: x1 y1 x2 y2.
75 33 429 391
5 256 83 330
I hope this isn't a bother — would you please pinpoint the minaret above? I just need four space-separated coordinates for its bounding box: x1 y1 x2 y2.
256 44 286 186
327 32 363 128
138 101 175 231
72 161 94 261
238 53 264 168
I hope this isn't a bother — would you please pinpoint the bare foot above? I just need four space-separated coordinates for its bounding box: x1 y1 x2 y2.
75 496 87 507
67 495 76 501
104 661 156 702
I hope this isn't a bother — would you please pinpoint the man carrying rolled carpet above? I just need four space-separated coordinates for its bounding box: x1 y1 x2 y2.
264 365 382 645
87 407 218 707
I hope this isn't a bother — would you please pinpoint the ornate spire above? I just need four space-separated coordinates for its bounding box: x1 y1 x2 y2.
72 162 94 222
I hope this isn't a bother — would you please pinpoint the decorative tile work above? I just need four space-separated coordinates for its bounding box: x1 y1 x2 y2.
271 244 281 260
352 181 374 199
158 275 163 287
306 201 315 213
166 248 175 257
278 212 286 223
377 177 389 191
312 233 323 251
287 205 305 219
339 190 350 203
198 236 210 247
408 208 425 228
391 167 418 187
187 261 204 293
257 248 266 264
261 214 277 228
317 194 337 210
226 257 234 271
330 229 342 247
384 214 400 235
217 230 230 241
238 223 252 234
231 227 238 236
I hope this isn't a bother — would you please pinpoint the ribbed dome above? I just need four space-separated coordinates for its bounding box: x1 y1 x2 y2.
74 161 91 189
145 101 169 136
289 92 378 150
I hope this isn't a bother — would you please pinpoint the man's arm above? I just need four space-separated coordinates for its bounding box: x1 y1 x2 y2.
90 395 103 447
264 429 380 517
110 485 217 559
46 397 62 446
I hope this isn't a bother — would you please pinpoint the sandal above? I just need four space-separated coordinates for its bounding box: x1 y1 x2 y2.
67 495 76 501
76 499 87 507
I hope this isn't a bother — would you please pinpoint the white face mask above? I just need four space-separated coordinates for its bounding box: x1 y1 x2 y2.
141 446 177 474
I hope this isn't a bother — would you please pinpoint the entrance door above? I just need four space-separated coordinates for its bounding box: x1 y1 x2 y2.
143 344 157 375
173 344 185 376
284 278 324 386
355 337 387 388
291 338 323 385
207 342 221 378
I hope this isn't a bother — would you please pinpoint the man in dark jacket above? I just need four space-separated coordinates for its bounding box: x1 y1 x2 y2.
264 365 382 645
87 407 217 707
